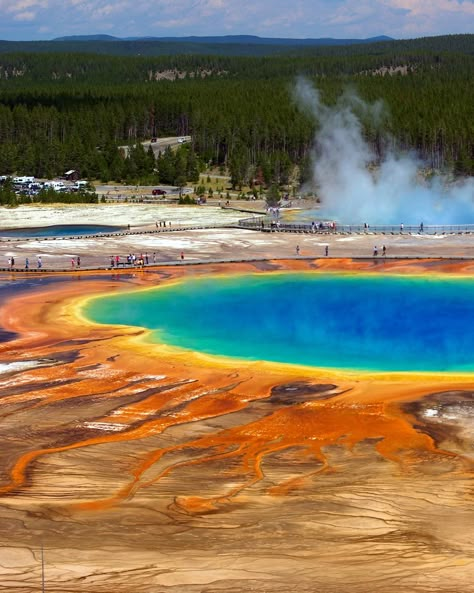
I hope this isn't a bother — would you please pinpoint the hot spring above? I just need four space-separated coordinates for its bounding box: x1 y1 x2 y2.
0 224 125 238
84 273 474 373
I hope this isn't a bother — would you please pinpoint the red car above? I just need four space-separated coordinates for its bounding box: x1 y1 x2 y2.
152 188 167 196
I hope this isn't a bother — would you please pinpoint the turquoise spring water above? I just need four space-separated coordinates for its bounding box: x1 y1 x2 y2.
84 273 474 372
0 224 124 238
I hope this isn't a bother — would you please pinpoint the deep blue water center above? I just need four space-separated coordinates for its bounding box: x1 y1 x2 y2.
0 224 124 237
85 273 474 372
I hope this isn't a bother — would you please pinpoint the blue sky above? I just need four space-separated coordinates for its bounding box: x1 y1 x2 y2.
1 0 473 41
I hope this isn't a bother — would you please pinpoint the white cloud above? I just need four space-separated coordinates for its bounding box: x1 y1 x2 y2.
3 0 46 14
14 10 36 20
388 0 474 15
0 0 473 40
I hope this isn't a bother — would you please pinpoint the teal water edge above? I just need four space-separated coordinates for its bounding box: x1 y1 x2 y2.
85 273 474 372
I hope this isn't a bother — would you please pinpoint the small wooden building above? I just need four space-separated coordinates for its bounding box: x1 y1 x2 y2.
64 169 80 181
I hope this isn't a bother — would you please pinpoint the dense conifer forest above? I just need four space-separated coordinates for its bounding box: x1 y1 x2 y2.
0 34 472 185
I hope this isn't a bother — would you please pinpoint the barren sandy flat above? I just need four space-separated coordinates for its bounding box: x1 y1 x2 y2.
0 203 245 229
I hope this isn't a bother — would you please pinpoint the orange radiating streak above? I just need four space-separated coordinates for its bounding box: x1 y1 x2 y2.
72 396 462 513
0 388 251 499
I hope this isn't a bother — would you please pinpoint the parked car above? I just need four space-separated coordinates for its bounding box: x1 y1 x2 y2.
152 188 167 196
73 181 89 191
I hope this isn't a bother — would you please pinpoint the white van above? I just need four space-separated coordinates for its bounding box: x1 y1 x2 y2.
13 176 35 185
44 181 65 190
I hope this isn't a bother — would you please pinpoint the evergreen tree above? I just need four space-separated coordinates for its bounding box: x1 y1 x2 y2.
266 184 280 208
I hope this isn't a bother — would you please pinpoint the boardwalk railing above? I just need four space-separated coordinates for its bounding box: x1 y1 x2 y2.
237 217 474 235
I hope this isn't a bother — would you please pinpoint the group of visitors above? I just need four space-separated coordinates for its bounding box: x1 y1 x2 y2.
6 255 42 270
4 251 186 271
373 245 387 257
108 251 185 267
6 255 82 270
108 252 175 267
125 253 149 267
267 207 280 217
309 221 337 232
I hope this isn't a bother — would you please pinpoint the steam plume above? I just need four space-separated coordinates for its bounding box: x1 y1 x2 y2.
295 79 474 225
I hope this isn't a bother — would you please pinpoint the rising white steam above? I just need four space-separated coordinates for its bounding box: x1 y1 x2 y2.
295 78 474 225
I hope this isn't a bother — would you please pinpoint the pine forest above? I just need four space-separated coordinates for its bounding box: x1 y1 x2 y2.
0 34 472 188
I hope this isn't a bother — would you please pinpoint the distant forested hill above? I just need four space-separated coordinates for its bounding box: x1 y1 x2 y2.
0 34 472 184
0 33 472 57
52 34 394 46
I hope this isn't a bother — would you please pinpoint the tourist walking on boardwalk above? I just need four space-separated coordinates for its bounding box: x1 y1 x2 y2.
382 245 386 256
76 256 80 268
7 257 12 269
110 256 115 268
373 245 378 256
180 251 184 261
325 245 329 257
420 222 424 233
115 255 120 266
296 245 300 256
400 223 404 232
152 252 156 263
145 253 149 264
25 257 29 270
37 256 42 269
71 258 75 269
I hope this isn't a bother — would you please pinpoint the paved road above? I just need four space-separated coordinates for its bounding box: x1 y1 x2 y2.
94 184 193 196
120 136 192 158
